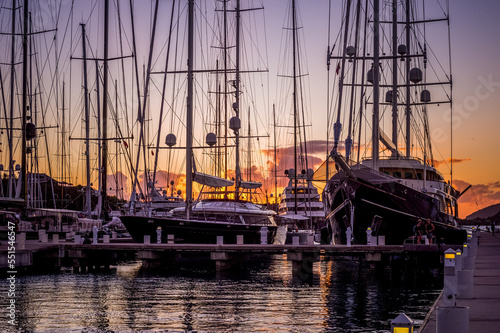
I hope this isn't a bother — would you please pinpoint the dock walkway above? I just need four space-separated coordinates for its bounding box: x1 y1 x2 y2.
418 232 500 332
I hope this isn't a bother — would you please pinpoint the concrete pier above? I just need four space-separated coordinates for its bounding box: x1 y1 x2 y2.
0 238 462 275
418 232 500 332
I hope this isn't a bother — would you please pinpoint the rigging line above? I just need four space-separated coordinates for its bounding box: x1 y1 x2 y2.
128 0 148 198
115 0 131 143
33 39 57 207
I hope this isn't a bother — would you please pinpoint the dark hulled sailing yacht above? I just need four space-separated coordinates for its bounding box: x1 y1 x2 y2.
322 0 467 245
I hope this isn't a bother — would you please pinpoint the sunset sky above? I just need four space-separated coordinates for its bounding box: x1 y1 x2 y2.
0 0 498 219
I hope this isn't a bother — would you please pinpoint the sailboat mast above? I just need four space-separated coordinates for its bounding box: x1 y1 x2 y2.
186 0 194 219
81 24 92 218
372 0 380 168
292 0 298 214
391 0 399 157
21 0 28 206
8 0 16 198
405 0 411 158
234 0 241 199
273 104 278 209
332 0 351 155
61 82 66 206
391 0 398 157
101 0 109 219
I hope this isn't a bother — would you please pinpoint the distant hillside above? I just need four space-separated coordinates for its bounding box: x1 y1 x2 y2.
466 203 500 220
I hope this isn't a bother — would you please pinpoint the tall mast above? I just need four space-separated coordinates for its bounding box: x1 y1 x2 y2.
234 0 241 199
292 0 298 214
372 0 380 168
223 0 228 182
81 24 92 218
332 0 351 155
405 0 411 157
186 0 194 219
21 0 28 206
391 0 398 157
273 104 277 209
101 0 109 219
95 60 102 216
8 0 16 198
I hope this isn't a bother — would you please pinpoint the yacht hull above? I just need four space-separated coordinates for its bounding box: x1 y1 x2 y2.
120 215 278 244
323 173 467 245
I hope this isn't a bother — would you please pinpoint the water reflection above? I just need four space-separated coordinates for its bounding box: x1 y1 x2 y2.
1 257 441 332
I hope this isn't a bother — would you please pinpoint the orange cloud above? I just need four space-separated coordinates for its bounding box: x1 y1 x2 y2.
431 157 472 168
453 179 500 218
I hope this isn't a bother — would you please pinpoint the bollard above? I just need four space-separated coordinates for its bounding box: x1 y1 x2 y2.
52 234 59 244
17 233 26 250
366 227 372 245
307 234 314 245
346 227 352 247
436 306 469 333
74 234 82 244
217 236 224 245
390 313 413 333
38 230 46 242
292 236 300 246
144 235 151 244
167 234 174 244
103 235 110 244
92 226 98 244
260 227 268 245
455 249 462 272
237 235 244 245
156 227 162 244
462 242 468 257
422 235 428 245
443 248 456 307
111 231 117 239
378 235 385 246
462 243 475 271
41 233 48 243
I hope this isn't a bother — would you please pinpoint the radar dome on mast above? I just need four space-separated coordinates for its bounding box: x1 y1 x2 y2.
165 133 177 147
346 46 355 62
410 68 423 83
398 44 407 61
206 132 217 146
385 90 394 103
420 89 431 102
230 116 241 132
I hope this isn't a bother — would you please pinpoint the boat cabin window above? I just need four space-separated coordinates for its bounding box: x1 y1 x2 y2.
404 172 413 179
445 199 454 216
416 173 423 180
243 215 275 226
393 171 401 178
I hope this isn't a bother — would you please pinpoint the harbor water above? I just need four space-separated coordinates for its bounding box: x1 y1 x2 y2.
2 257 441 332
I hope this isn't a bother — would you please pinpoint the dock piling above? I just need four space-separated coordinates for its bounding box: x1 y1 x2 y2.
17 233 26 250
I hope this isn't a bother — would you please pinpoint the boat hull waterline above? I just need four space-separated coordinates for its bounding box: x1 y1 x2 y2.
323 174 467 245
120 215 278 245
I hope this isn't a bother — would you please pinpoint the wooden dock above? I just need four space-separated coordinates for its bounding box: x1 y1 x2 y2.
418 231 500 332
